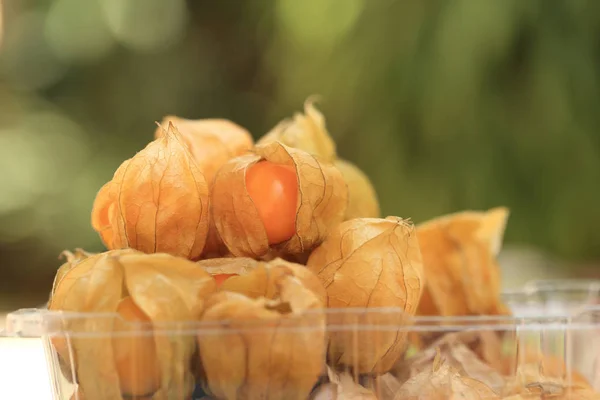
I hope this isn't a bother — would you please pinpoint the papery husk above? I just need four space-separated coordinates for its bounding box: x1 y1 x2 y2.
198 275 326 400
155 116 253 184
416 207 510 317
334 159 380 220
396 351 500 399
307 217 425 374
197 256 259 276
393 332 505 394
201 219 230 259
211 141 348 259
50 251 217 400
326 368 378 400
91 123 210 260
214 257 328 306
50 248 95 302
502 363 593 399
257 98 336 163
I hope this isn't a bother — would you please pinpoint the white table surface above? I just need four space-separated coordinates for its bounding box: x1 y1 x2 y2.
0 314 53 399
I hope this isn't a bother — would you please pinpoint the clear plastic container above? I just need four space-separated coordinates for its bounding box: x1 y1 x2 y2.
502 279 600 317
4 304 600 400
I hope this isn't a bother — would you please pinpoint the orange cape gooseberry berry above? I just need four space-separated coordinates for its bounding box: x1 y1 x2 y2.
210 141 348 259
245 161 298 245
112 296 161 397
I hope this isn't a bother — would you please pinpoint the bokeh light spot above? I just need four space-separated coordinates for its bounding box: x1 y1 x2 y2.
0 11 66 91
100 0 188 53
44 0 116 64
276 0 364 47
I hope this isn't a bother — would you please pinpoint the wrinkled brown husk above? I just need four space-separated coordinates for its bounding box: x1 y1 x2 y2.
211 257 328 306
91 123 210 260
49 251 216 400
198 276 326 400
210 141 348 259
416 207 510 317
307 217 425 374
155 116 253 185
334 159 380 220
257 98 337 163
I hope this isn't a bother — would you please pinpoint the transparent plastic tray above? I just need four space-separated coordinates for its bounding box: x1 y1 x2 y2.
2 279 600 399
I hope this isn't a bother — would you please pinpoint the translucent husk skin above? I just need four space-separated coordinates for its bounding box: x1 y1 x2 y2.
210 141 348 259
197 276 326 400
199 257 327 306
49 250 217 400
50 248 95 303
334 158 380 220
91 124 210 260
257 98 336 163
307 217 425 374
154 116 254 185
416 207 510 317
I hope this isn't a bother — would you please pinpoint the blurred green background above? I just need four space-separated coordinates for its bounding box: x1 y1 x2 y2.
1 0 599 309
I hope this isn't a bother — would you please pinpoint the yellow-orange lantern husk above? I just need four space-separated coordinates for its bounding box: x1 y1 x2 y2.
91 123 210 260
416 207 510 317
257 98 337 163
307 217 425 374
197 275 326 400
49 250 217 400
199 257 327 306
210 141 348 259
334 158 380 220
154 116 254 185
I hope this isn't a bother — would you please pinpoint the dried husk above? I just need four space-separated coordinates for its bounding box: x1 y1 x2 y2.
334 159 380 220
155 116 253 184
257 98 337 163
306 217 425 374
91 123 210 260
396 351 500 399
210 141 348 259
416 207 510 317
197 275 326 400
393 333 505 394
211 257 328 306
49 251 216 400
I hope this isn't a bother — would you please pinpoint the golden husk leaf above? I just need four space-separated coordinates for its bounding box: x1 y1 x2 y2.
197 275 326 400
416 207 510 317
210 141 348 259
306 217 425 374
257 98 336 163
155 116 254 184
334 159 380 220
215 257 328 306
91 123 210 260
49 251 216 400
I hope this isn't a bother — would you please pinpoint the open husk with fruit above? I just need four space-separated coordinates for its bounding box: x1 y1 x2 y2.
42 98 599 400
